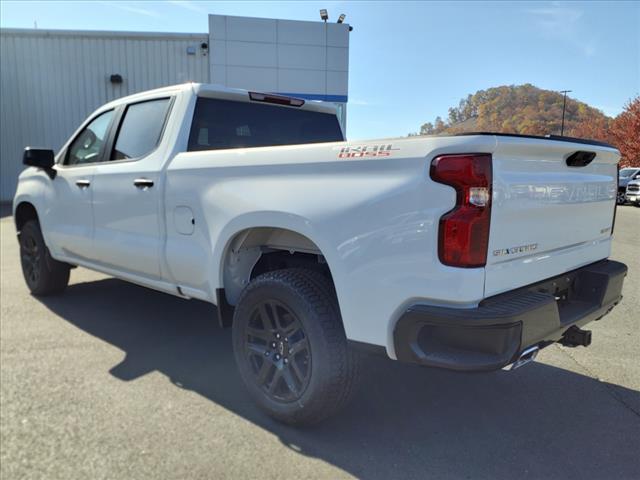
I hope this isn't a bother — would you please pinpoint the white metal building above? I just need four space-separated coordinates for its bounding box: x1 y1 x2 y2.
0 14 350 201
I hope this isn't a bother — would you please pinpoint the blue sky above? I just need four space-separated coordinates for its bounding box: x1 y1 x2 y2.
1 1 638 139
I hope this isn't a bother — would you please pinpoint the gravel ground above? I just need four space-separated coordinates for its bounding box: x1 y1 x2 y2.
1 205 639 480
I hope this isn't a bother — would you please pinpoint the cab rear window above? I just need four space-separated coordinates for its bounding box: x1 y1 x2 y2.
187 97 344 152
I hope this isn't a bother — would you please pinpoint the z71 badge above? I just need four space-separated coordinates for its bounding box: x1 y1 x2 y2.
338 144 399 158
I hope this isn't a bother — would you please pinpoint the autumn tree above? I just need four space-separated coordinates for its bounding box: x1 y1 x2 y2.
610 97 640 167
419 122 434 135
415 84 614 142
567 116 612 144
414 86 639 167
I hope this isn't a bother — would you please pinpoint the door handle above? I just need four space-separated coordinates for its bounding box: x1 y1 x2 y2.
75 179 91 189
133 178 154 189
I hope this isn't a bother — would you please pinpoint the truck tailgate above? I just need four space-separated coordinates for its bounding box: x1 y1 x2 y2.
485 137 619 297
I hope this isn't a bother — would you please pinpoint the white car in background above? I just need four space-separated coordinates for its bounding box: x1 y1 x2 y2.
618 167 640 204
626 179 640 206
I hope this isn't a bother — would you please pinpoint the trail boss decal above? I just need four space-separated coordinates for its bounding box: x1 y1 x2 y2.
338 144 399 158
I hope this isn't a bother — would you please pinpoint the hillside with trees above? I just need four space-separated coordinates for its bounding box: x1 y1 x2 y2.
412 84 639 167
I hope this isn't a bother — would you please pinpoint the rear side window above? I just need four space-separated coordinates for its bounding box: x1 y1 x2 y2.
187 97 344 152
111 98 172 160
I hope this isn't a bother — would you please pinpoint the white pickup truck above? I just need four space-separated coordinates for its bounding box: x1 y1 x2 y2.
14 83 627 425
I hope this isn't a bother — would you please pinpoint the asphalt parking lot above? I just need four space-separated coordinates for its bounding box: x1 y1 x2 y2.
1 205 639 480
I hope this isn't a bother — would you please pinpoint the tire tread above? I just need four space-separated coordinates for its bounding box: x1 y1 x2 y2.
20 220 70 296
233 268 360 425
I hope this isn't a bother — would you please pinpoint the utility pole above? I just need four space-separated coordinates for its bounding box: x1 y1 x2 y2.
560 90 572 136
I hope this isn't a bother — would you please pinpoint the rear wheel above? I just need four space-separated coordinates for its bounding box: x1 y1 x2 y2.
232 268 359 426
19 220 70 295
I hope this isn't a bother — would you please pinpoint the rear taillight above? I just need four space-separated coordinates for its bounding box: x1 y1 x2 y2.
430 153 492 268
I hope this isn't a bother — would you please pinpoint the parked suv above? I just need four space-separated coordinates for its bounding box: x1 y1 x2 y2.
626 179 640 206
618 167 640 204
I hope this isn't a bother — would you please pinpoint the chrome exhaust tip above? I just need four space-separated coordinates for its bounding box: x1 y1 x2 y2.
508 345 540 371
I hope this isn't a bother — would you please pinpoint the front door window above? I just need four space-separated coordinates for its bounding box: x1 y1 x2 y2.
66 110 114 165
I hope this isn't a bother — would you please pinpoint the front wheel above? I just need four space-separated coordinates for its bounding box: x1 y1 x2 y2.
19 220 70 295
617 190 627 205
232 268 359 426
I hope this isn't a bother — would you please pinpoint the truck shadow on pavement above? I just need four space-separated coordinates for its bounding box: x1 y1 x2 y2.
39 277 640 480
0 203 12 219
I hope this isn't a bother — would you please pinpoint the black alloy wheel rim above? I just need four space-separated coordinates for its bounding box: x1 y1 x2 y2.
243 300 311 403
20 233 41 285
617 191 626 204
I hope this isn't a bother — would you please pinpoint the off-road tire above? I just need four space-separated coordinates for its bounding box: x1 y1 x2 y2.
19 220 70 295
232 268 360 426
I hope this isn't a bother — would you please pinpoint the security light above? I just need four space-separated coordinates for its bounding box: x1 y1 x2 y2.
320 9 328 22
337 14 346 24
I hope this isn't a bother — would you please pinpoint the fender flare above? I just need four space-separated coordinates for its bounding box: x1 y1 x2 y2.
211 211 346 307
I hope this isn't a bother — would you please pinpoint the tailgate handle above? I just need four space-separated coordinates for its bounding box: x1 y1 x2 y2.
566 151 596 167
134 178 154 189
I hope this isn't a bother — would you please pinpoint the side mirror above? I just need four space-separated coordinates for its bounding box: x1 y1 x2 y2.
23 147 56 178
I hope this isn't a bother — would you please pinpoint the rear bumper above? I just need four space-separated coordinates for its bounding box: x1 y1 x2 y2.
393 260 627 372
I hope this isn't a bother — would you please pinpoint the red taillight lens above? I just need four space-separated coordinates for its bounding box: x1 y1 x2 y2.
430 154 492 268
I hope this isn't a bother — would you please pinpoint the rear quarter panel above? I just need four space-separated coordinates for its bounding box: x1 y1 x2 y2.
163 135 497 353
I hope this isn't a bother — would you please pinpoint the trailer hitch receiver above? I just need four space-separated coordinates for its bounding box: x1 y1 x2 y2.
560 326 592 347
